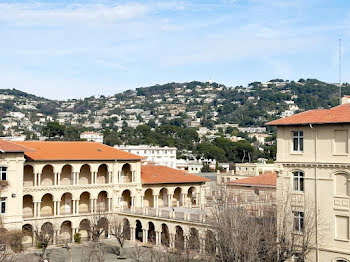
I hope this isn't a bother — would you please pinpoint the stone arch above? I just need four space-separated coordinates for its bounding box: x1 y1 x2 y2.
23 165 34 187
61 165 73 185
40 222 54 245
23 194 34 218
22 224 33 247
187 187 197 206
98 217 109 239
41 165 54 186
135 220 143 242
143 189 154 208
97 164 108 184
60 192 73 215
188 228 200 251
205 230 216 254
173 187 182 207
121 163 132 183
97 191 108 212
334 259 350 262
175 225 184 250
60 221 72 243
161 223 170 247
123 218 131 240
79 192 91 214
148 222 156 244
79 164 91 184
121 190 132 209
41 193 54 217
79 219 91 241
159 188 168 207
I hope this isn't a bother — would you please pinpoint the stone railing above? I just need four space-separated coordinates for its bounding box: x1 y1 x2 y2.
118 206 206 224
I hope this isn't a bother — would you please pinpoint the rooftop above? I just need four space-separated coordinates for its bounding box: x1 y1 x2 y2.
13 141 143 161
0 140 33 153
266 104 350 126
226 172 276 188
141 165 210 184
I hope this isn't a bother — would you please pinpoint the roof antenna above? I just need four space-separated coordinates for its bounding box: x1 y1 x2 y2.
339 38 342 105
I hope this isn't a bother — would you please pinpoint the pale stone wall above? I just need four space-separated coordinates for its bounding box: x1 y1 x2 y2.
276 124 350 261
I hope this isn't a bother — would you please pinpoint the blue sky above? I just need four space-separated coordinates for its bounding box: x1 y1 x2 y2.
0 0 350 99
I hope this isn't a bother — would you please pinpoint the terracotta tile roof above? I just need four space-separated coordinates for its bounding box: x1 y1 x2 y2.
226 172 276 187
0 140 33 153
13 141 144 161
266 104 350 126
141 165 211 184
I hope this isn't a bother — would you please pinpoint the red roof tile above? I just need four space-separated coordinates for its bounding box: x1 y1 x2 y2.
13 141 144 161
141 165 210 184
266 104 350 126
227 172 276 187
0 140 33 153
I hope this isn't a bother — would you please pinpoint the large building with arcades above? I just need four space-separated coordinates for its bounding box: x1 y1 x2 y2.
0 140 211 251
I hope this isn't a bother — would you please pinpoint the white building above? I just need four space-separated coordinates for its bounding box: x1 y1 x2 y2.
117 145 177 168
80 131 104 143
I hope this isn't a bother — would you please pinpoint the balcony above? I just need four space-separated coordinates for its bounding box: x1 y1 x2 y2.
118 206 206 224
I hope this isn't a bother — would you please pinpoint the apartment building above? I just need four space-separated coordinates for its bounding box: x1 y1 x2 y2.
267 102 350 261
0 140 210 251
80 131 104 143
117 145 177 168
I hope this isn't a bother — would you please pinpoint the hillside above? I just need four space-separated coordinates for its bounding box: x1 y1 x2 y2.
0 79 348 139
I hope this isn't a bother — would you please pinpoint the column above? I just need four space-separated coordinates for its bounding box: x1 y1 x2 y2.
57 201 60 216
181 194 186 206
76 172 79 185
94 172 97 184
54 173 57 186
142 229 148 244
141 196 144 208
34 201 38 217
72 200 76 214
155 231 161 246
72 228 77 242
118 171 120 183
37 202 41 218
131 197 134 207
90 199 94 213
196 193 200 207
72 172 76 185
199 231 205 253
184 235 188 249
34 173 37 186
53 230 57 245
76 200 79 214
109 172 112 184
91 172 94 184
130 227 135 241
38 173 41 186
54 201 57 216
108 198 111 212
170 233 175 249
155 195 159 208
57 173 61 185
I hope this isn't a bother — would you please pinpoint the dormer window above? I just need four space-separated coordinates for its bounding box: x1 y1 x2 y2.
293 131 304 152
0 167 7 181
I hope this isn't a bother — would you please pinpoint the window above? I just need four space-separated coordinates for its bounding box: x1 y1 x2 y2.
0 198 6 214
293 211 304 233
292 131 304 152
335 130 348 154
0 167 7 181
293 171 304 192
335 173 348 196
335 216 349 240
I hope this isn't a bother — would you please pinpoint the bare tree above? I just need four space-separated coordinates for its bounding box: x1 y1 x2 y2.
80 211 108 243
276 189 318 262
129 244 148 262
33 221 55 261
109 215 129 256
81 242 105 262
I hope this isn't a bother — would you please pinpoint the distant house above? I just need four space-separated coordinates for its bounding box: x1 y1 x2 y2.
80 131 103 143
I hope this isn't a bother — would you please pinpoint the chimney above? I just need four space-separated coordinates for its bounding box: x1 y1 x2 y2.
341 96 350 105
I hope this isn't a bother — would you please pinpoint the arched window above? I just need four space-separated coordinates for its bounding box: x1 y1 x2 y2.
293 171 304 192
335 173 348 196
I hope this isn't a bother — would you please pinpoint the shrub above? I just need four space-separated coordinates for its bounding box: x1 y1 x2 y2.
8 230 23 253
74 233 81 243
36 241 42 249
